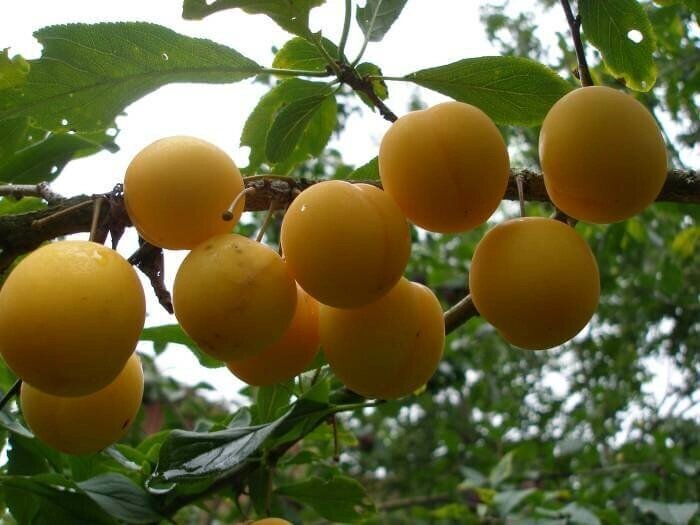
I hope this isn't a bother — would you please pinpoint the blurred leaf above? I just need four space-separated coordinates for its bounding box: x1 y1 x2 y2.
182 0 326 38
0 197 46 216
489 451 514 487
140 325 223 369
356 0 408 42
580 0 657 91
634 499 698 525
0 49 29 89
671 226 699 258
494 489 535 516
272 36 338 71
561 503 601 525
0 118 29 165
406 56 572 125
0 23 261 132
78 473 164 524
0 412 33 439
276 475 375 522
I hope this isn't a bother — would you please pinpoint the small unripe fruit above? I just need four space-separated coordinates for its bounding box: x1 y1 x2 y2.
320 278 444 399
281 180 411 308
174 234 297 361
124 136 245 249
226 285 319 386
20 353 144 455
0 241 145 397
379 101 510 233
469 218 600 350
539 86 667 223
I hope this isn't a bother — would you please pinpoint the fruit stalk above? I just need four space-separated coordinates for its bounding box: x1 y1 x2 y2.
560 0 594 87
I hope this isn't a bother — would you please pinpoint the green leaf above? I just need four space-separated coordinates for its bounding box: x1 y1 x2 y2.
0 23 261 132
0 197 46 217
140 325 223 369
580 0 657 91
241 78 335 174
1 474 116 525
634 499 699 525
276 475 375 522
0 412 33 439
256 381 294 423
150 409 292 483
489 451 514 487
356 0 408 42
182 0 326 38
0 49 29 89
265 90 336 165
0 130 116 184
78 473 164 524
561 503 602 525
0 118 30 165
671 226 700 259
272 36 339 72
347 156 379 180
355 62 389 108
494 489 535 516
405 56 572 126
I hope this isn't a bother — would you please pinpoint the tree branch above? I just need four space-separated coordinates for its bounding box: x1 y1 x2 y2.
560 0 593 86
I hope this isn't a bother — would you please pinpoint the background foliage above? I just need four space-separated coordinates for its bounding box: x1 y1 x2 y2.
0 1 698 523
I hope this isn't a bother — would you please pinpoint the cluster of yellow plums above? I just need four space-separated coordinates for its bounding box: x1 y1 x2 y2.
0 85 665 461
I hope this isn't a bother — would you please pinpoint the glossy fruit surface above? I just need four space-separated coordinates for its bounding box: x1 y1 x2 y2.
320 278 444 399
0 241 145 396
539 86 667 223
281 180 411 308
227 285 319 386
379 101 510 233
469 218 600 350
124 136 245 249
174 234 297 361
20 353 144 455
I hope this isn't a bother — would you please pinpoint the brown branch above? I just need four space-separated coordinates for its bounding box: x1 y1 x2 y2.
560 0 594 86
337 63 398 123
444 295 479 335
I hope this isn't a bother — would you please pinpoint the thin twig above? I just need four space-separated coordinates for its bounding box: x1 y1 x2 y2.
31 199 94 229
223 187 256 221
516 174 526 217
89 197 103 242
444 295 479 335
255 200 277 243
338 0 353 61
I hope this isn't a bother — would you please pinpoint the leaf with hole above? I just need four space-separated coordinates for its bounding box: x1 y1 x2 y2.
579 0 657 91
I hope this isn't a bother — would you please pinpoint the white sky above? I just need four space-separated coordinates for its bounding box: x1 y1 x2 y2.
1 1 692 418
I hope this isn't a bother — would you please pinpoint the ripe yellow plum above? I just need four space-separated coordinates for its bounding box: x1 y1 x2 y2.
173 234 297 361
20 353 144 455
0 241 145 397
281 180 411 308
124 136 245 249
539 86 667 223
227 285 319 386
469 218 600 350
250 519 292 525
379 101 510 233
320 278 444 400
